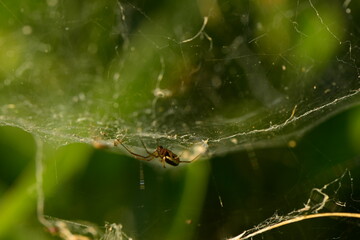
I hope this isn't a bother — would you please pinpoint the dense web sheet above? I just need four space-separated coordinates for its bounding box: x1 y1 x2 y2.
0 0 359 159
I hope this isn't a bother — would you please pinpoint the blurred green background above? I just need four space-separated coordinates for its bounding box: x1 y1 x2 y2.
1 0 360 239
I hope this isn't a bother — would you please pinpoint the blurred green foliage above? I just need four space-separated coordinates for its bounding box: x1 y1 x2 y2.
1 0 360 239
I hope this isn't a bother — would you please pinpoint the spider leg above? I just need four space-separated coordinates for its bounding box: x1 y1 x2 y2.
140 139 154 156
161 157 166 168
119 142 154 161
179 153 201 164
142 155 155 162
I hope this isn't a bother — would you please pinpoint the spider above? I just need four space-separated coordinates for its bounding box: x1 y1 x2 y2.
114 139 199 168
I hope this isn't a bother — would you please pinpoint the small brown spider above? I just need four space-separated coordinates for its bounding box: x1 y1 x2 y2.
114 139 199 168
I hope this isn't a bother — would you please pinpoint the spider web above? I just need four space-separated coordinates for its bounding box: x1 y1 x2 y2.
228 169 360 240
1 0 360 239
0 0 359 159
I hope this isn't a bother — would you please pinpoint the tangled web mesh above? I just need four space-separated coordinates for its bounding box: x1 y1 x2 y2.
42 216 132 240
229 169 360 240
